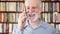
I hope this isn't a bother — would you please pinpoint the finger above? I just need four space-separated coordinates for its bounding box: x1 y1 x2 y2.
22 18 26 23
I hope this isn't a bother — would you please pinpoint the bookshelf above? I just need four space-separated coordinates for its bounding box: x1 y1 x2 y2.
0 0 60 34
0 0 24 34
42 0 60 34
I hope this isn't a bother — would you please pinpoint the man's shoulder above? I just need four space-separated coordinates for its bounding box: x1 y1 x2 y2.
41 21 55 30
40 21 56 34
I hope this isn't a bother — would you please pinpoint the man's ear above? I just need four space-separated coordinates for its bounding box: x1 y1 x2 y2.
39 5 42 13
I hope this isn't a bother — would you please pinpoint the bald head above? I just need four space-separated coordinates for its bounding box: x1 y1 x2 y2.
25 0 42 7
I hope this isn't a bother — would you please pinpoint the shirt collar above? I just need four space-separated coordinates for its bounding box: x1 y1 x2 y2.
25 20 48 29
38 20 48 29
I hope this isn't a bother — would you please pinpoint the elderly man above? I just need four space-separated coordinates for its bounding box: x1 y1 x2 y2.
12 0 56 34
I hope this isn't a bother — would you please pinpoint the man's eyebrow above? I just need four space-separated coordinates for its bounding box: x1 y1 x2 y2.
32 7 37 8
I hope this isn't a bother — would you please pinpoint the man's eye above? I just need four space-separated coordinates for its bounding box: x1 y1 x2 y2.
27 7 30 9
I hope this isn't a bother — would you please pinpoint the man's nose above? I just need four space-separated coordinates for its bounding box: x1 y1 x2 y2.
29 9 33 13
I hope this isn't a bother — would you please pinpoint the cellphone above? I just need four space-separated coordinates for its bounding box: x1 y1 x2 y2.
24 5 29 23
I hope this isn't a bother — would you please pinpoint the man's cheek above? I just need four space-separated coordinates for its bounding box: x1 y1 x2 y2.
34 9 39 13
35 11 39 13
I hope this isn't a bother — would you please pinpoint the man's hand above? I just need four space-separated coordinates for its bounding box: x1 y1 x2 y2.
18 12 27 30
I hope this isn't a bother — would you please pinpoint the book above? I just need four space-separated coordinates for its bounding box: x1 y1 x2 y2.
0 13 2 22
42 2 45 12
2 13 3 22
55 12 58 22
3 23 9 33
41 13 45 22
6 23 9 33
0 2 6 11
53 3 55 11
0 23 2 33
48 2 53 12
9 24 12 34
45 2 48 11
6 2 9 11
53 13 55 22
6 2 16 11
50 13 53 22
7 13 16 22
44 3 45 12
57 14 60 22
17 3 24 12
12 13 16 22
3 13 7 22
9 32 12 34
59 2 60 12
47 13 50 22
4 23 6 33
55 2 59 12
15 13 19 22
45 13 48 22
53 12 58 22
56 24 60 34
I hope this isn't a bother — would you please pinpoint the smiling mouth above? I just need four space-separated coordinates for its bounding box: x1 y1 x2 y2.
29 14 35 17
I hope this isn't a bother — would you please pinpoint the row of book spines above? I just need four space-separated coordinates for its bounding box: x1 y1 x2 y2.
42 13 53 22
0 2 24 11
42 0 60 1
41 13 60 22
0 13 20 22
42 2 60 12
1 13 60 23
0 23 17 33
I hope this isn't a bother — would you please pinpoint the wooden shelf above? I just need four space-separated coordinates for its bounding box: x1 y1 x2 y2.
0 22 60 24
55 22 60 24
0 22 18 24
0 11 60 13
48 22 56 24
58 12 60 13
0 33 9 34
42 1 60 2
41 11 53 13
0 1 24 2
0 11 22 13
42 11 60 12
41 11 60 13
48 22 60 24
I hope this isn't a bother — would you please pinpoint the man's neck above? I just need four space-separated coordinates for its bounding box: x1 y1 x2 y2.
29 19 41 29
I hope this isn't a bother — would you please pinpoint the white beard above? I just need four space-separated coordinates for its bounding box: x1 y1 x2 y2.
28 12 40 22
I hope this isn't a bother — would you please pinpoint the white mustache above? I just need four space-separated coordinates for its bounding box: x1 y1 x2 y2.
27 13 36 16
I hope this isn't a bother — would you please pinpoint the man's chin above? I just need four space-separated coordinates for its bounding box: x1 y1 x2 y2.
29 18 38 22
